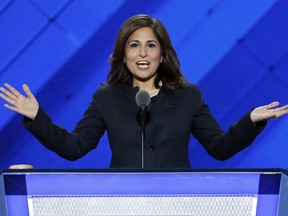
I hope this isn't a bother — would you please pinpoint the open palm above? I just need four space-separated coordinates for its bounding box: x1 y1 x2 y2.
250 101 288 123
0 83 39 120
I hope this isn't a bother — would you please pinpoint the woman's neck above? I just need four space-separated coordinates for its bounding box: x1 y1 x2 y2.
133 79 161 97
133 79 156 92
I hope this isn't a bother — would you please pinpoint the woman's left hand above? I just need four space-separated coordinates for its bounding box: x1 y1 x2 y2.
250 101 288 123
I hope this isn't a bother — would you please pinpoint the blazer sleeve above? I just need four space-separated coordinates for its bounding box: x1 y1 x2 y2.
22 91 106 161
191 86 267 160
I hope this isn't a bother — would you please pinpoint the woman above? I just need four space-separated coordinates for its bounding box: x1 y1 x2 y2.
1 14 288 168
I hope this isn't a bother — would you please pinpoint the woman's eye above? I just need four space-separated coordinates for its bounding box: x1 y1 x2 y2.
147 43 156 48
130 43 138 48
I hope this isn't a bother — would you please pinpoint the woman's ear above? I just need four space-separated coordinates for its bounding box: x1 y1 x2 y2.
123 58 126 63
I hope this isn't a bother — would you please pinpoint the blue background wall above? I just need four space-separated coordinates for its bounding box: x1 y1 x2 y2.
1 0 288 169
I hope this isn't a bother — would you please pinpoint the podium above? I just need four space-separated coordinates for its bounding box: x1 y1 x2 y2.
1 169 288 215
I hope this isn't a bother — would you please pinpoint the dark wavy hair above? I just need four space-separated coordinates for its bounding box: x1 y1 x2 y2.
106 14 186 92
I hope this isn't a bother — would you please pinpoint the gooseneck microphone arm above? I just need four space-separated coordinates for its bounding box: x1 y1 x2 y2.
135 90 151 168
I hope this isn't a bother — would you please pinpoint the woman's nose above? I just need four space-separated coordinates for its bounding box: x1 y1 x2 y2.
139 46 147 58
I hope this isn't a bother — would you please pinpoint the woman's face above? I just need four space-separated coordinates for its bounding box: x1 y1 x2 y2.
124 27 162 85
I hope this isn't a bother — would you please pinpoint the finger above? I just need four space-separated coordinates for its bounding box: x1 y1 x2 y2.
265 101 280 109
4 83 21 97
3 103 19 112
280 104 288 110
274 107 288 118
0 87 7 96
0 92 6 101
0 86 18 101
0 92 17 105
274 104 288 111
22 84 34 99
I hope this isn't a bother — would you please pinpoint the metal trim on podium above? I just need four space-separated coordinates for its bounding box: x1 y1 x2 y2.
1 169 288 215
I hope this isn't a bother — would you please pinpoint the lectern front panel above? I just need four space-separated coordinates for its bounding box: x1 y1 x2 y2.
1 170 287 215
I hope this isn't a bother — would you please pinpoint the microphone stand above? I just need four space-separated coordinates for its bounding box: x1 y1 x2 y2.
140 108 146 168
138 105 150 168
135 90 151 169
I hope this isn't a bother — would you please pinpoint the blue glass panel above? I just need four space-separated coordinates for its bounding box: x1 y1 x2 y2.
198 43 265 122
56 0 126 44
0 0 11 13
4 175 27 195
0 0 47 73
273 52 288 87
178 0 276 83
25 172 260 195
0 23 76 127
244 0 288 64
28 0 71 17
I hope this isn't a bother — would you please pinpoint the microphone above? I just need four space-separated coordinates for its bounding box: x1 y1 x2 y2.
135 90 151 112
135 90 151 168
135 90 151 127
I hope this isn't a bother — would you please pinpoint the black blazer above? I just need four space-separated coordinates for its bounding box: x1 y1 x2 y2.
23 82 266 168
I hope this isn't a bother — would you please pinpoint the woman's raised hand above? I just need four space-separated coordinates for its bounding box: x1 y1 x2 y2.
0 83 39 120
250 101 288 123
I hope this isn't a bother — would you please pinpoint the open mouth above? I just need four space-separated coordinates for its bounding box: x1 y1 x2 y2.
137 61 150 66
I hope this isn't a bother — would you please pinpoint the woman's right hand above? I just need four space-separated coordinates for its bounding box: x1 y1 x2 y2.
0 83 39 120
